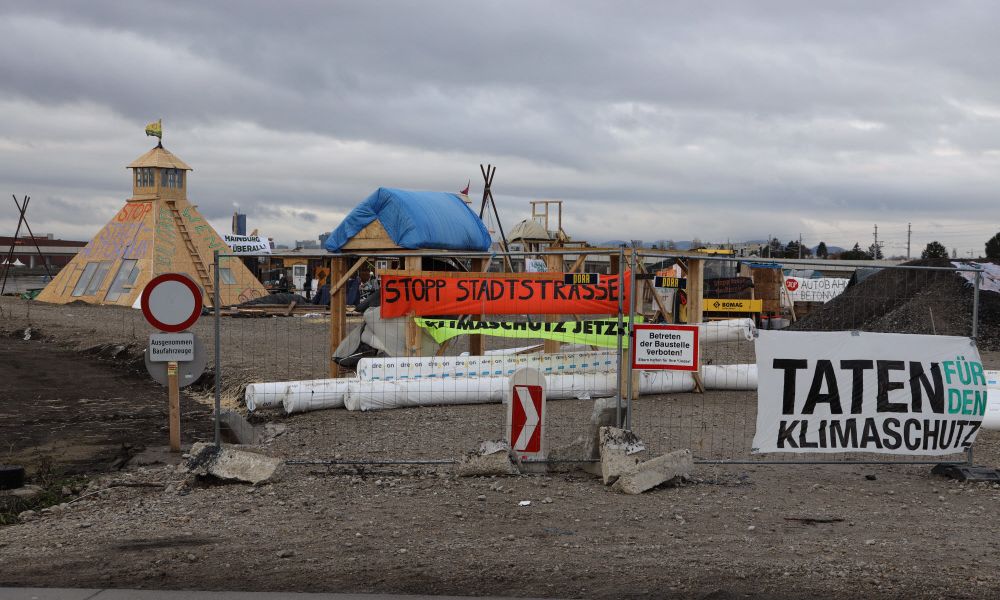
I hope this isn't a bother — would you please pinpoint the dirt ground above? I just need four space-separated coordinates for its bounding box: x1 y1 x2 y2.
0 334 213 474
2 297 1000 599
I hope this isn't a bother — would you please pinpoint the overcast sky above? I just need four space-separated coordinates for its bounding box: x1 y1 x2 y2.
1 1 999 257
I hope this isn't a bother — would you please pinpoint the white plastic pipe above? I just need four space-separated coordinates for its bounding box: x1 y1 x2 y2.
357 351 617 382
343 365 757 412
246 379 354 412
254 364 759 414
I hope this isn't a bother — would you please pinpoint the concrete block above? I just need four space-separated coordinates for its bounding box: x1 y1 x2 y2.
219 410 261 445
187 442 282 485
0 484 43 501
546 436 589 473
599 427 645 485
612 449 693 495
587 397 620 459
455 440 519 477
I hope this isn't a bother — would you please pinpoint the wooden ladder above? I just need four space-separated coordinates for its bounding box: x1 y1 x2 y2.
165 200 215 298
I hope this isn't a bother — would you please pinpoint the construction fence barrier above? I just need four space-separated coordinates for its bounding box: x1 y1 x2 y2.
212 249 991 467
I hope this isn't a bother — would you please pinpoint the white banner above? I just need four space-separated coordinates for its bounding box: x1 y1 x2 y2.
223 233 271 255
783 277 848 303
525 258 548 273
753 331 986 455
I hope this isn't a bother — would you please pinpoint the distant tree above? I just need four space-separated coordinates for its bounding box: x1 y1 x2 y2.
760 237 783 258
921 240 949 259
784 240 800 258
986 233 1000 260
839 242 869 260
690 237 703 249
784 240 811 258
868 243 884 260
816 241 828 259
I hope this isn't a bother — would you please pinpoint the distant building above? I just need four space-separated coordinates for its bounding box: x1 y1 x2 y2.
318 232 330 246
295 239 320 249
0 234 87 268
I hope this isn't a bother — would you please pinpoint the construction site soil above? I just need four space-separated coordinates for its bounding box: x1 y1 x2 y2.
791 258 1000 349
2 295 1000 599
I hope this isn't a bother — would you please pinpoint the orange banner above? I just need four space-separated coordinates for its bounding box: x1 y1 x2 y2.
380 270 630 317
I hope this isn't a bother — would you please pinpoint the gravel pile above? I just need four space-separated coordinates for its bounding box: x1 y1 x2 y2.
791 259 1000 349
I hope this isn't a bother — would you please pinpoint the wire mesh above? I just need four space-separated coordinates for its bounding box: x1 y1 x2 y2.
628 253 983 465
214 250 628 462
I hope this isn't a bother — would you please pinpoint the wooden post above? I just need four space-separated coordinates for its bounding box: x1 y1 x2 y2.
685 258 705 393
329 256 348 377
469 257 488 356
167 361 180 452
543 252 564 353
405 256 422 357
685 258 704 325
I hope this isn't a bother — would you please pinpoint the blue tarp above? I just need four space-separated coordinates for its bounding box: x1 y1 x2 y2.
324 187 492 252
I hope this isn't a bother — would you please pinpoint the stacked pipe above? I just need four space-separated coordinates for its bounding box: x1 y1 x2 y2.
244 318 759 414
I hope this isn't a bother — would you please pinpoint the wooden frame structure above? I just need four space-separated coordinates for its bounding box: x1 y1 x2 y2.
326 233 718 380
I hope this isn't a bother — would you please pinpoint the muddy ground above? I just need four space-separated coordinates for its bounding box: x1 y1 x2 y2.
2 296 1000 598
0 334 213 474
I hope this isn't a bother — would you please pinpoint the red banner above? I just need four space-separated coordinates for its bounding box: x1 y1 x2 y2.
379 271 629 317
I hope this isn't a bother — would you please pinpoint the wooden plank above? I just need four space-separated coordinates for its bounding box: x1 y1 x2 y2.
543 252 564 353
167 361 181 452
469 257 488 356
405 256 421 357
330 257 367 295
284 300 297 316
567 254 587 274
329 256 348 377
685 259 704 393
341 220 402 250
636 260 672 322
685 259 704 325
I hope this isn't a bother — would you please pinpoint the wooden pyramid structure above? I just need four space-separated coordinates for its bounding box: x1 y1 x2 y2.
36 143 267 307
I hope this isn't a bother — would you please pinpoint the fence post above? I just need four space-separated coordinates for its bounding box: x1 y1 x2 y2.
625 245 639 429
972 270 981 340
213 250 222 448
968 269 982 466
615 246 625 428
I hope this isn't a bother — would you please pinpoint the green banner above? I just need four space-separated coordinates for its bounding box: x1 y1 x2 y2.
415 317 642 348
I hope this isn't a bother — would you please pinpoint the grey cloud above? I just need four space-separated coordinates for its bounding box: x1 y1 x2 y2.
1 1 999 254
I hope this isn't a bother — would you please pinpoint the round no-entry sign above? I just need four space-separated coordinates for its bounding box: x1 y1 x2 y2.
141 273 203 332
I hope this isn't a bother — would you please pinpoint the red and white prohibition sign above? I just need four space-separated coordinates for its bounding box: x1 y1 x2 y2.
140 273 203 332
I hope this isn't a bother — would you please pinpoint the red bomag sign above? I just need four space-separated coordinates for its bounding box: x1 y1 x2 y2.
511 384 544 453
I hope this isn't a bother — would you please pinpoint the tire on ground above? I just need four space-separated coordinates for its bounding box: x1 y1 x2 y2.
0 464 26 490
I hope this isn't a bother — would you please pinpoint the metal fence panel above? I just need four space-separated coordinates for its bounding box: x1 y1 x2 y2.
213 249 627 463
627 253 982 465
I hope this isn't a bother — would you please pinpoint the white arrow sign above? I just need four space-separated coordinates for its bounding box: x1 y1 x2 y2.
505 368 547 461
513 385 540 451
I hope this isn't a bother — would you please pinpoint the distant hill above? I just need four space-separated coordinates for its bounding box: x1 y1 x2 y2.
812 244 845 255
596 240 696 250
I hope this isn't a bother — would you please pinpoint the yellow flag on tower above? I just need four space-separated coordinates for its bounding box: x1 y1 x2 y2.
145 119 162 139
